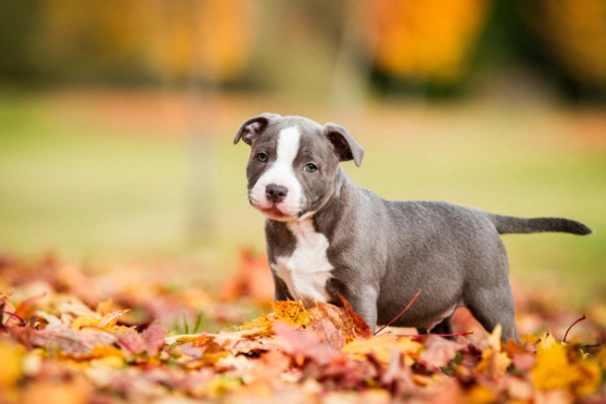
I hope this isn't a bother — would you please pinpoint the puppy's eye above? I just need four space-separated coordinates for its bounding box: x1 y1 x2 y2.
303 163 318 173
256 152 268 163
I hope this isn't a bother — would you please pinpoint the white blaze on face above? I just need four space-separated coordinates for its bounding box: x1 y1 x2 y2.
250 126 304 218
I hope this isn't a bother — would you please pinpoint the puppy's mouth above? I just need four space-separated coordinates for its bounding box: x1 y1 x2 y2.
250 199 299 221
259 205 289 220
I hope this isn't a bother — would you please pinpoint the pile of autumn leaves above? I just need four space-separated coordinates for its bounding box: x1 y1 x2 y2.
1 255 605 403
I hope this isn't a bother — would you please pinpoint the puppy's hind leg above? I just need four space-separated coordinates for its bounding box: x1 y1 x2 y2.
464 287 520 344
430 315 454 339
416 316 453 338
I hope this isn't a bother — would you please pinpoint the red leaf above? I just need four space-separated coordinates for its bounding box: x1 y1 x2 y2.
420 334 468 368
273 321 340 366
142 319 166 356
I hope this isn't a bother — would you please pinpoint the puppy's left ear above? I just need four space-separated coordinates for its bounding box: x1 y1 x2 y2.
233 113 281 145
324 123 364 167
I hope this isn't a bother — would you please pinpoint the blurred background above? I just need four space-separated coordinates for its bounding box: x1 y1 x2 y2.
1 0 605 304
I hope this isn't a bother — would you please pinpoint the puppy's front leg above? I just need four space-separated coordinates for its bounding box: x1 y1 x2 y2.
272 271 293 301
327 278 379 333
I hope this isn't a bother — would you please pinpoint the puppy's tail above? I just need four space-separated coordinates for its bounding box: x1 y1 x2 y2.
489 214 592 236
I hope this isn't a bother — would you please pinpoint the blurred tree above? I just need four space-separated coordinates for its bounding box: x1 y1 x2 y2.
364 0 490 90
0 1 40 82
146 0 253 83
521 0 606 100
33 0 252 84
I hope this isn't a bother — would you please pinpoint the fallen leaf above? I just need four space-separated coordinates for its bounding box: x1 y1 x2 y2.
272 300 311 327
274 321 340 366
474 325 512 378
0 338 24 387
311 300 371 342
342 335 422 366
309 317 346 350
380 350 416 397
338 294 373 339
531 340 601 396
141 319 166 356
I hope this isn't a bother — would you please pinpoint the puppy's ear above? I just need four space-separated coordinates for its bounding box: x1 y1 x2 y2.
233 113 280 145
324 123 364 167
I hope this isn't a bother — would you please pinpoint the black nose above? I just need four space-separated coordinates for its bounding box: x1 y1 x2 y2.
265 184 288 203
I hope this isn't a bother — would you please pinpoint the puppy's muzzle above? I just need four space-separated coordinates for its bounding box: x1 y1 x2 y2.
265 184 288 204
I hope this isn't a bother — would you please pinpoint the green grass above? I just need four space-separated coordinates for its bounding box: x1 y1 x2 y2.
0 91 604 304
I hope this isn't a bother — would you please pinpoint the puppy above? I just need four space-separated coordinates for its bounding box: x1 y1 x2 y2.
234 113 592 342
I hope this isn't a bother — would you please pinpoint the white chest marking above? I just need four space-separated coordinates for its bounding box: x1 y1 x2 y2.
250 126 303 216
271 218 333 307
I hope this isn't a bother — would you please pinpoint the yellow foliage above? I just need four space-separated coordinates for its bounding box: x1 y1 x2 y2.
71 309 130 332
342 335 422 366
240 300 311 336
239 313 274 337
95 299 114 316
272 300 311 327
0 339 24 387
467 384 497 404
366 0 489 83
204 375 243 399
474 325 512 378
90 346 125 362
531 340 601 396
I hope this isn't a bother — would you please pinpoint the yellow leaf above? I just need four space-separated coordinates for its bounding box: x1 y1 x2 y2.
474 325 511 377
0 339 24 387
95 299 114 316
71 309 130 332
342 335 422 366
71 314 100 330
531 341 601 396
239 313 273 337
239 300 311 336
272 300 311 327
520 334 541 346
475 348 511 378
467 384 497 404
204 375 242 398
90 345 124 361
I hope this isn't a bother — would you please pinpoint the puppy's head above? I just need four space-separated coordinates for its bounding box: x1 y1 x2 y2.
234 113 364 222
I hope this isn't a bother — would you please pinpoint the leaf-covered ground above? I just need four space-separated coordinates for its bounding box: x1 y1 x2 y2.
1 253 605 403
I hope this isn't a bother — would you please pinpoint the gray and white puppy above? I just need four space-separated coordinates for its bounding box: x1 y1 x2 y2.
233 113 592 342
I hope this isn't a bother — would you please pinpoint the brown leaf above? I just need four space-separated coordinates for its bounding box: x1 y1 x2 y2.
308 318 346 350
338 294 373 339
311 300 371 342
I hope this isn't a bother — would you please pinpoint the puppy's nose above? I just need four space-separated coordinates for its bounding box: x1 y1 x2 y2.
265 184 288 203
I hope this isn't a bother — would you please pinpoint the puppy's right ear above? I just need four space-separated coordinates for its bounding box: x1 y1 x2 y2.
233 113 280 145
